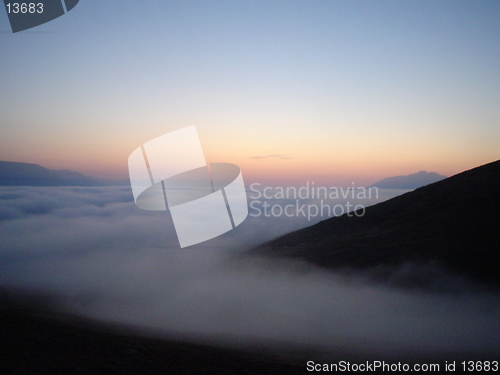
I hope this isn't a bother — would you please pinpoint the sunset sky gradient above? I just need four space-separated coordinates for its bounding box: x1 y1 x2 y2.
1 0 499 186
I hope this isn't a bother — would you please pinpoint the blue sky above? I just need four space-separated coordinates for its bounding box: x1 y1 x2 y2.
1 0 499 184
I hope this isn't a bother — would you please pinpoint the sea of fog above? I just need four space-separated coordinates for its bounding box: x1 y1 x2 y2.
0 186 499 357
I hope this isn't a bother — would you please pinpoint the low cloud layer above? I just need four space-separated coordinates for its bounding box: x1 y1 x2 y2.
0 186 499 357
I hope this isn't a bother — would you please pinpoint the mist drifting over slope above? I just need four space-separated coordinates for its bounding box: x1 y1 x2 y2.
0 186 499 357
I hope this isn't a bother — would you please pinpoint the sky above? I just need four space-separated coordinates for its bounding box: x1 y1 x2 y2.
1 0 499 185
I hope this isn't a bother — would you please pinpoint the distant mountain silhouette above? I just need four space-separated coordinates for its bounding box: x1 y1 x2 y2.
251 160 500 289
370 171 446 189
0 161 126 186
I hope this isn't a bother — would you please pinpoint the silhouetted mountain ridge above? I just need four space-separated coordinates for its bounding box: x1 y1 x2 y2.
0 161 126 186
370 171 447 189
252 160 500 289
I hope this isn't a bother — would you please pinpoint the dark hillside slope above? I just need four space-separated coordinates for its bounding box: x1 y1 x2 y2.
252 160 500 288
0 294 307 375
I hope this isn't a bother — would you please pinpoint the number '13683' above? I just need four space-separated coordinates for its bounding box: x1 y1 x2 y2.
6 3 44 14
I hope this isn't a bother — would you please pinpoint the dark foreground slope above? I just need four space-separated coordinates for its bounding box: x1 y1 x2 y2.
2 293 490 375
0 296 307 375
252 160 500 288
